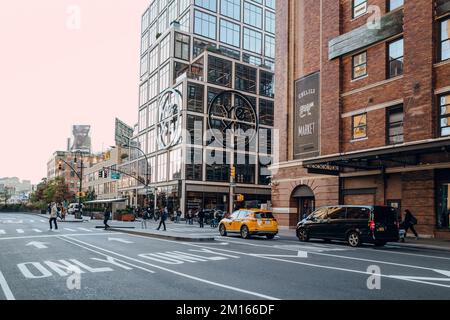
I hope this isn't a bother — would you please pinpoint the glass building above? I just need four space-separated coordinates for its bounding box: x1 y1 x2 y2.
119 0 276 215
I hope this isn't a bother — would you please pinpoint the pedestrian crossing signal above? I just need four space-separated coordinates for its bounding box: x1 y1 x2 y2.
98 170 103 178
236 194 244 202
230 166 236 178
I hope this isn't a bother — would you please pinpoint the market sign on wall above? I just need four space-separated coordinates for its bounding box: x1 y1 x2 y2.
293 72 320 160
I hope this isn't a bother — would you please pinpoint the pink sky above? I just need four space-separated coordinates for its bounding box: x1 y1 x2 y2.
0 0 149 184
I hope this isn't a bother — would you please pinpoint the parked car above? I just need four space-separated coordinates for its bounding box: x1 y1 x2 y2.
296 205 399 247
68 203 83 215
219 209 278 239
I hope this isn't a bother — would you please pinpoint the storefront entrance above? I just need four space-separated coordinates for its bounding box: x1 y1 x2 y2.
291 185 315 222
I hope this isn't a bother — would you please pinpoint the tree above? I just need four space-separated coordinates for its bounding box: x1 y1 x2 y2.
86 189 96 202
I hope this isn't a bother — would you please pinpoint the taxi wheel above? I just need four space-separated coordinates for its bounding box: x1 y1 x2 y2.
266 234 275 240
219 224 227 237
240 225 250 239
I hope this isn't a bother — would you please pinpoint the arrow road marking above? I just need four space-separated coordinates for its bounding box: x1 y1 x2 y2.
26 241 49 249
108 237 134 244
391 269 450 283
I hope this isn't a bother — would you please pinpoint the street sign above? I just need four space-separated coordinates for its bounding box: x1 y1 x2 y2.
111 172 121 180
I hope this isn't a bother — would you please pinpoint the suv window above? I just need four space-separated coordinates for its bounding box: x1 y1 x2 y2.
374 206 398 225
346 207 370 220
327 207 347 220
310 207 329 220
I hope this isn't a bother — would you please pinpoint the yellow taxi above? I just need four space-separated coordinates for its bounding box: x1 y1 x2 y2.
219 209 278 239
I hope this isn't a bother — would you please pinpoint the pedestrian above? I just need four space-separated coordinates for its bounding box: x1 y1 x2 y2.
156 207 168 231
61 204 66 221
103 205 111 230
47 203 51 215
56 203 63 221
189 210 194 225
186 209 191 224
141 207 149 229
49 202 58 231
198 208 205 228
402 209 419 241
176 208 181 223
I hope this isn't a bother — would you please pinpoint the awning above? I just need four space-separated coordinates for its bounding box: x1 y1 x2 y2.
292 186 314 198
84 198 127 204
303 138 450 174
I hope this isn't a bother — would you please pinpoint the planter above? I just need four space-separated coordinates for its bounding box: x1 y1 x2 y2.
120 214 135 222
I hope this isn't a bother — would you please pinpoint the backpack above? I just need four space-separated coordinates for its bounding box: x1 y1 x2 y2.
410 215 418 225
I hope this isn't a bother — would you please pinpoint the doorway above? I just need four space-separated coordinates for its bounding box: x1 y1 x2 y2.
291 185 316 222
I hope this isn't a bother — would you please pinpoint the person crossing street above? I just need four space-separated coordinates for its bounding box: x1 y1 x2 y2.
103 205 111 230
49 202 58 231
156 207 168 231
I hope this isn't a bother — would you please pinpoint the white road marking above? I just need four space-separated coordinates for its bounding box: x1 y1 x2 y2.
26 241 49 249
29 220 35 223
0 230 5 235
108 238 134 244
77 228 92 232
64 228 76 232
0 271 15 300
16 229 24 234
40 220 46 223
32 229 42 233
0 233 120 241
61 236 280 300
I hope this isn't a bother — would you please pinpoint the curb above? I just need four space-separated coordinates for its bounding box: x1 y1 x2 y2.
108 228 216 242
388 242 450 252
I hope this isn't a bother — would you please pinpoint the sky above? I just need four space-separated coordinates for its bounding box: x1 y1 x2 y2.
0 0 149 184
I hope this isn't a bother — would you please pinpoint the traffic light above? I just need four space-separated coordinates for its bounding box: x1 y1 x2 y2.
236 194 244 202
104 170 108 178
98 170 103 178
57 161 63 171
230 166 236 178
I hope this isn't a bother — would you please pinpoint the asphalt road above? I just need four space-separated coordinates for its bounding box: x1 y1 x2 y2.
1 213 450 300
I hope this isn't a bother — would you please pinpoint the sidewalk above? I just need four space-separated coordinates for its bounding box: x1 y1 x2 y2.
278 227 450 252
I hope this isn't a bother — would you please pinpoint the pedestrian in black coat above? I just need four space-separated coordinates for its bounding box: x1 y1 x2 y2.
403 209 419 240
103 206 111 230
198 208 205 228
157 207 168 231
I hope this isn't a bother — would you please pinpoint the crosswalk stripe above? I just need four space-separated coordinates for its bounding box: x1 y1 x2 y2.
77 227 92 232
40 220 46 223
16 229 24 234
29 220 35 223
0 230 5 235
64 228 76 232
32 229 42 233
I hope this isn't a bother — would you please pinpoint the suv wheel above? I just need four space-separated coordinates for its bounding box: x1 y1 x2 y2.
219 224 227 237
240 225 250 239
347 231 361 247
297 228 309 242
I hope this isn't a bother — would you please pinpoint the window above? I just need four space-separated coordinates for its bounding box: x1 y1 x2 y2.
160 35 171 63
208 56 232 87
140 82 148 106
235 153 256 184
169 149 182 180
157 153 167 182
243 53 262 67
175 32 190 61
187 114 204 145
140 53 149 76
149 46 158 73
347 207 370 219
141 32 149 54
149 23 157 46
148 101 157 127
147 129 156 154
180 12 190 32
243 27 262 54
221 0 241 21
168 1 178 25
259 155 272 185
265 35 275 59
150 1 158 23
388 38 404 78
352 51 367 79
352 0 367 18
387 105 404 144
160 63 170 92
193 38 215 57
388 0 404 11
235 64 257 93
186 147 203 180
139 107 148 132
195 0 216 12
194 10 217 40
220 19 240 47
174 61 189 80
158 10 168 34
327 207 347 220
259 99 274 126
265 10 275 34
142 9 150 33
352 113 367 140
440 93 450 136
260 70 274 98
244 2 263 28
149 73 159 100
265 0 275 10
206 150 230 182
259 128 272 155
180 0 190 14
187 83 204 113
440 19 450 62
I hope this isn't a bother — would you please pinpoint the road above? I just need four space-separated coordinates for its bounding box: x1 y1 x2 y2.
0 213 450 300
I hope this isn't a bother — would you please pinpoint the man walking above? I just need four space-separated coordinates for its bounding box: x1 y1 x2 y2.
141 207 149 229
49 202 58 231
156 207 168 231
175 208 182 223
402 209 419 241
103 205 111 230
198 208 205 228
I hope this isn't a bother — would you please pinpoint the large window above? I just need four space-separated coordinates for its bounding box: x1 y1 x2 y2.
169 149 182 180
180 0 190 14
187 83 204 113
352 0 367 18
388 38 404 78
265 0 275 10
260 71 274 98
259 99 274 126
235 63 257 93
440 19 450 62
148 101 158 127
259 128 272 155
243 53 262 67
139 82 148 106
265 35 275 59
440 93 450 136
388 0 404 11
352 51 367 79
149 73 159 100
158 10 168 34
220 19 240 48
208 56 232 87
160 35 171 63
265 10 275 34
142 9 150 33
160 63 170 92
147 129 156 154
206 150 230 182
149 23 157 46
244 2 263 28
387 105 404 145
168 0 178 25
221 0 241 21
139 107 148 132
149 46 158 73
243 28 262 54
195 0 216 12
186 148 203 181
150 1 158 23
352 113 367 140
140 53 149 76
141 32 149 54
157 153 167 182
180 12 190 32
187 114 204 145
194 10 217 40
175 32 190 61
235 153 256 184
259 155 272 185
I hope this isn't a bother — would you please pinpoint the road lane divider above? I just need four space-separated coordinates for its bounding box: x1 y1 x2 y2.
0 270 15 300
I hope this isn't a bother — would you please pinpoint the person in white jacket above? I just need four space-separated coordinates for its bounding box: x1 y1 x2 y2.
49 202 58 231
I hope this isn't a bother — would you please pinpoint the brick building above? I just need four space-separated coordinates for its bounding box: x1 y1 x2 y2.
271 0 450 238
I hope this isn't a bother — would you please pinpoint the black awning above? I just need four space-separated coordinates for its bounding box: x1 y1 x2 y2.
303 138 450 173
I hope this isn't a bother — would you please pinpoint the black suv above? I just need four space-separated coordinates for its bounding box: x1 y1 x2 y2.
296 205 399 247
